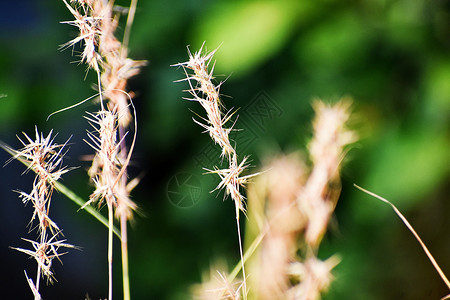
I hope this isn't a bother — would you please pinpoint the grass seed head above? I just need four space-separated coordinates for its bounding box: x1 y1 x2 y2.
84 108 137 219
61 0 102 71
298 99 356 246
10 128 71 233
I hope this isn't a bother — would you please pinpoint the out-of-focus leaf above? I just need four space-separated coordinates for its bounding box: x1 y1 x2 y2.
131 0 189 49
361 128 450 208
0 81 23 127
423 59 450 122
295 12 372 74
191 0 313 77
384 0 428 49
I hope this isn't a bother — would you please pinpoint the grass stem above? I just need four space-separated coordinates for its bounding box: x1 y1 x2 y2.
235 206 247 300
354 184 450 290
121 215 131 300
108 205 114 300
122 0 138 58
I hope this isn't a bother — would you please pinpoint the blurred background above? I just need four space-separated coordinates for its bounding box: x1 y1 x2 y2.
0 0 449 299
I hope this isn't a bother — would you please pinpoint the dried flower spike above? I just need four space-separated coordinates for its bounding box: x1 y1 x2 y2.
83 108 137 220
61 0 146 127
60 0 102 71
175 44 259 300
174 45 257 213
10 127 71 233
299 99 356 247
6 127 74 298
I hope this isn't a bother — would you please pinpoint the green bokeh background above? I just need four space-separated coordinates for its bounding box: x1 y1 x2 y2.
0 0 449 299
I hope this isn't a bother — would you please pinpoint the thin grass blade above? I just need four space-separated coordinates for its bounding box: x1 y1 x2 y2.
354 184 450 290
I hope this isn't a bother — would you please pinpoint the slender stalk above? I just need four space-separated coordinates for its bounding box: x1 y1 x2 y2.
35 188 48 297
229 232 264 282
118 125 128 184
235 206 247 300
121 214 130 300
118 112 130 300
35 265 41 298
354 184 450 290
122 0 138 58
108 205 114 300
96 68 104 112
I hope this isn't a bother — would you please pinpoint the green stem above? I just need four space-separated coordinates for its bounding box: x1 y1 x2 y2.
108 205 114 300
229 227 265 282
55 181 121 238
235 205 247 300
121 215 130 300
122 0 138 58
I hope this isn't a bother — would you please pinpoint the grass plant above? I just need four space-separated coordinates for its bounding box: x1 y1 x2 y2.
173 44 260 299
60 1 143 299
1 2 447 300
2 1 143 299
175 45 357 299
4 129 76 300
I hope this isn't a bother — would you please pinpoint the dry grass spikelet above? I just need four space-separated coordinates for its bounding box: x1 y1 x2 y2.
174 45 235 162
246 154 307 300
309 99 355 172
61 0 146 127
61 0 102 71
287 256 341 300
93 1 146 127
207 155 255 213
175 44 258 299
6 127 75 296
192 266 244 300
9 128 71 233
245 99 356 300
174 44 258 214
299 98 356 247
83 108 137 219
12 235 77 284
93 0 146 127
84 109 120 209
